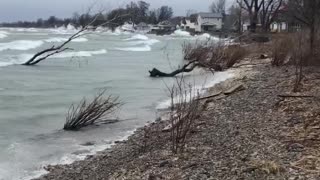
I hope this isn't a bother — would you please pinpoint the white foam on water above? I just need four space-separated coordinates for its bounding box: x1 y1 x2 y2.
45 37 88 43
125 34 149 41
171 29 191 37
115 45 151 52
28 129 136 180
126 39 160 46
156 71 235 110
0 54 33 67
49 49 107 58
0 31 9 39
0 49 106 67
14 28 40 33
0 40 43 51
49 24 79 35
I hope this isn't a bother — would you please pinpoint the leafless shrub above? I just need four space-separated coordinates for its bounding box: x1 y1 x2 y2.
292 33 310 92
182 41 248 70
167 77 204 154
271 36 292 66
223 45 248 68
64 90 121 131
182 41 211 61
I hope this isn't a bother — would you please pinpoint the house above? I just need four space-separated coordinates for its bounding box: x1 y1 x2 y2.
269 5 301 33
181 18 196 32
195 12 223 32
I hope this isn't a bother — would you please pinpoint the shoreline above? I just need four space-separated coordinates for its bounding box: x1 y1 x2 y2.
33 59 320 179
33 65 245 180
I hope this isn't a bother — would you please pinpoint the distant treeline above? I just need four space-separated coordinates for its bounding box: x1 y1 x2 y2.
0 1 173 29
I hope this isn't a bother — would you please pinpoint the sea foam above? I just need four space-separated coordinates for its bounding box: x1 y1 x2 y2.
156 71 235 110
0 40 43 51
50 49 107 58
45 37 88 43
171 29 191 37
115 45 151 52
0 31 9 39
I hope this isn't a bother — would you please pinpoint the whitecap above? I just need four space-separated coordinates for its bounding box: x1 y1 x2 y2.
0 40 43 51
45 37 88 43
0 54 33 67
49 49 107 58
115 45 151 52
125 34 149 41
0 31 9 39
171 29 191 37
126 39 159 46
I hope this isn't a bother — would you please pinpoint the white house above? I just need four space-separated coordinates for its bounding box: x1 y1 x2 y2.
195 13 223 32
181 19 196 31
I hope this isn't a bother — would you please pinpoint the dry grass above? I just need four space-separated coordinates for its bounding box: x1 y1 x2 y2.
64 90 121 131
248 159 285 175
271 36 293 66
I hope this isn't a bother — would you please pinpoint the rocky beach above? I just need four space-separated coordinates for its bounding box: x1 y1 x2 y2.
35 57 320 180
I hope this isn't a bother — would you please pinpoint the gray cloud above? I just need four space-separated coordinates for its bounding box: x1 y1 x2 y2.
0 0 235 22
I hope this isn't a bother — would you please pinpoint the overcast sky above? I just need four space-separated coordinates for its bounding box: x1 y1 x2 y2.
0 0 235 22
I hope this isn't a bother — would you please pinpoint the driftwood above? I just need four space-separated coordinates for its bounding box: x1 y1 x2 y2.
197 91 222 101
149 60 200 77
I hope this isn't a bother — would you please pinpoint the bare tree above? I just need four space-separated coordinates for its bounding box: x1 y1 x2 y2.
287 0 320 56
259 0 283 31
237 0 264 32
210 0 226 14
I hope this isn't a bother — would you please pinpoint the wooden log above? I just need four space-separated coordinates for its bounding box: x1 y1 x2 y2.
197 91 222 100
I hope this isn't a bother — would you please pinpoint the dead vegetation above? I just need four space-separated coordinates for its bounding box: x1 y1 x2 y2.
166 77 204 153
64 90 121 131
182 41 248 70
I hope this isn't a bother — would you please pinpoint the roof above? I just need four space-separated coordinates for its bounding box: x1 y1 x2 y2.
198 12 223 18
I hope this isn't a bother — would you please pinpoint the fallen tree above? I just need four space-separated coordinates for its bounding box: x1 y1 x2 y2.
149 43 247 77
148 59 223 77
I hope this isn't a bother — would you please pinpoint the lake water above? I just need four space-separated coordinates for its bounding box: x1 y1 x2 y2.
0 27 233 180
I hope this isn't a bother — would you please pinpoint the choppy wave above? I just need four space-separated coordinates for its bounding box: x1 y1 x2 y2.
120 34 159 50
0 54 33 67
115 45 151 52
45 37 88 43
0 49 107 67
0 40 43 51
126 39 159 46
125 34 149 41
49 24 78 35
0 31 9 39
171 29 191 37
156 71 235 109
50 49 107 58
